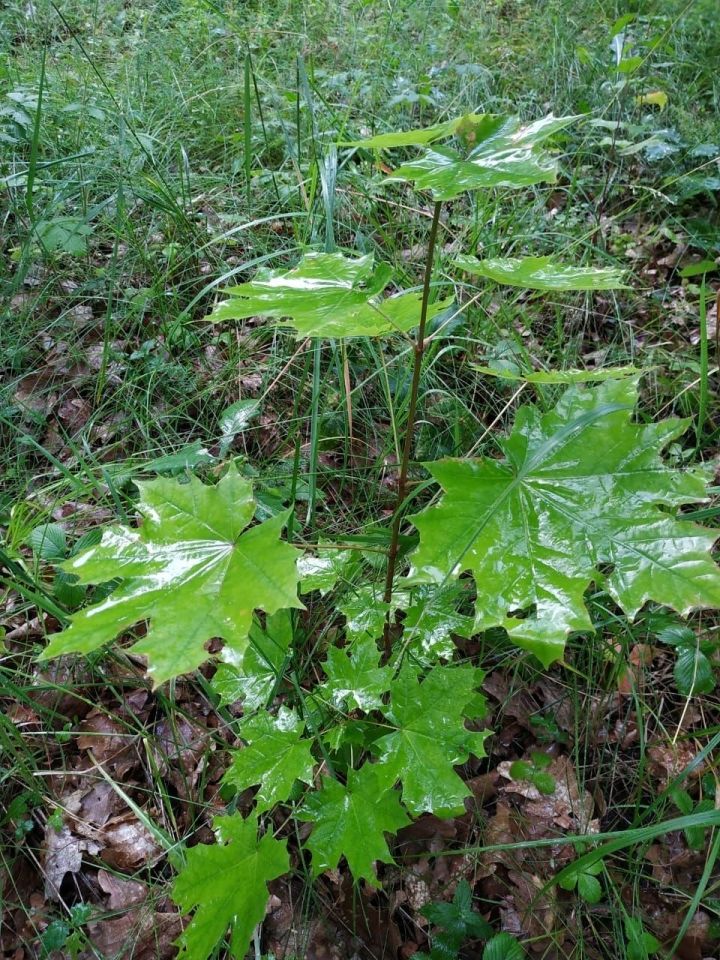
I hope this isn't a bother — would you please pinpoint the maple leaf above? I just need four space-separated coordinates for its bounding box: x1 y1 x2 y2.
318 635 392 712
211 610 293 711
395 583 474 661
222 707 315 811
339 585 390 643
209 251 453 339
172 813 288 960
409 379 720 666
374 664 490 815
454 254 626 290
39 466 304 685
351 113 579 200
297 764 409 884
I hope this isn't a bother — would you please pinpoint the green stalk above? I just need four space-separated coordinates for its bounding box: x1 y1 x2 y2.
382 200 443 654
696 277 709 447
243 53 252 206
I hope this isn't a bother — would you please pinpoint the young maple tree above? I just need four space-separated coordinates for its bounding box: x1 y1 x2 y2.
39 112 720 960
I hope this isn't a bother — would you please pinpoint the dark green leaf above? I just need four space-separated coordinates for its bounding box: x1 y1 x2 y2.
222 707 315 811
172 813 288 960
375 664 490 814
211 610 292 711
483 933 526 960
674 644 715 696
577 872 603 904
298 764 409 884
28 523 66 562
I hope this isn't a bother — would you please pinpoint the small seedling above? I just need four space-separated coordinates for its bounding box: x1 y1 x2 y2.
510 752 556 796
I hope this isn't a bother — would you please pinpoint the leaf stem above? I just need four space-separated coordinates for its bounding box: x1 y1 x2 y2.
382 199 443 655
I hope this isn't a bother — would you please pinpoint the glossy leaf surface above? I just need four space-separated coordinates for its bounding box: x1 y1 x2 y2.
454 254 627 290
209 251 453 338
319 635 392 712
40 467 303 685
223 707 315 811
297 764 409 884
379 113 578 199
172 814 288 960
396 584 474 660
375 664 489 814
340 586 390 643
211 610 292 711
409 379 720 666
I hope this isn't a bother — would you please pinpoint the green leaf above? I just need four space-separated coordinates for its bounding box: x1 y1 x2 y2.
340 585 390 643
297 764 409 884
656 624 697 647
39 466 304 685
172 813 288 960
454 255 627 290
577 872 603 904
209 251 453 339
472 365 642 384
409 379 720 666
483 933 526 960
319 635 392 712
298 541 354 594
222 706 315 811
509 760 533 780
36 217 93 255
143 441 215 474
342 114 488 148
375 664 490 814
674 643 716 696
211 610 292 711
384 114 579 200
397 583 474 660
421 880 493 946
28 523 67 561
624 918 661 960
533 772 557 795
218 399 259 456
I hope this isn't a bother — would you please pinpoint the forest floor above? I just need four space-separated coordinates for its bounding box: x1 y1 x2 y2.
1 1 720 958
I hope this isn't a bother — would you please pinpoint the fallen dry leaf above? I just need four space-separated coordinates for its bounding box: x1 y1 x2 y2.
97 869 147 909
77 710 138 777
647 741 704 788
43 823 100 900
99 814 163 871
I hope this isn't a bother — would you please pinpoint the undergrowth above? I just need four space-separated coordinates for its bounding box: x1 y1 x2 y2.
2 2 720 959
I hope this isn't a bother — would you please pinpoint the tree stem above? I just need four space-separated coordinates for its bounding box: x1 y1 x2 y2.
383 199 443 656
